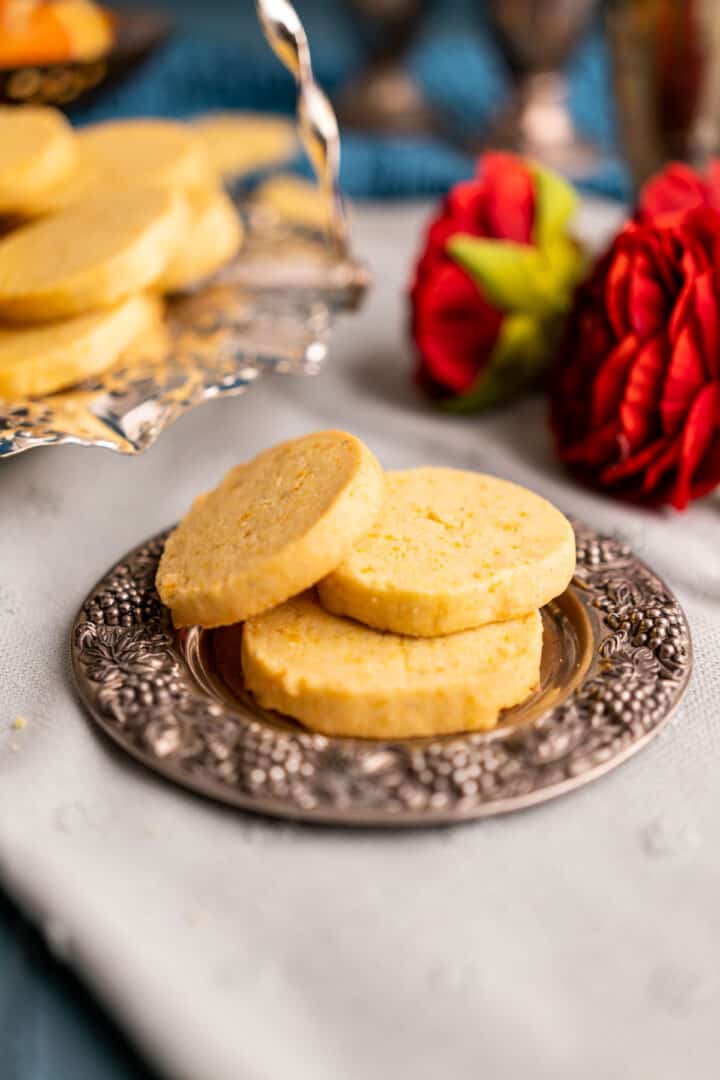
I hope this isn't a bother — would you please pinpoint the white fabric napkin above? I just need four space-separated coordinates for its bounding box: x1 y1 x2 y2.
2 202 720 1080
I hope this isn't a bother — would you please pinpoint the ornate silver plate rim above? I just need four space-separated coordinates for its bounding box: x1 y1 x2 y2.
70 521 692 826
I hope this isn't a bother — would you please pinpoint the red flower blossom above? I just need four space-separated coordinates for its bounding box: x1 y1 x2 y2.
410 153 536 398
551 208 720 509
637 160 720 225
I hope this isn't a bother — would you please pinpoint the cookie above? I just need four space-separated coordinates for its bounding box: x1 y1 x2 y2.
318 469 576 636
242 592 543 738
25 118 213 216
0 187 187 323
192 112 296 178
0 293 163 399
78 118 212 192
0 106 76 215
156 431 384 628
156 185 243 293
252 174 331 230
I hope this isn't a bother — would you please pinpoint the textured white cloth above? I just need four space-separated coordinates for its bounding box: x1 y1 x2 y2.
2 201 720 1080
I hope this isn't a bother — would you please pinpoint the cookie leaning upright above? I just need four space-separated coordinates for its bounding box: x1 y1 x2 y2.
318 468 576 636
0 187 187 323
156 432 385 628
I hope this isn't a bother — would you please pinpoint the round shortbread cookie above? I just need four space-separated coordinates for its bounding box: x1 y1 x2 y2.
156 431 384 629
192 112 296 178
318 468 576 636
24 118 213 216
0 187 187 323
156 185 243 293
0 106 76 215
242 592 543 738
0 293 163 399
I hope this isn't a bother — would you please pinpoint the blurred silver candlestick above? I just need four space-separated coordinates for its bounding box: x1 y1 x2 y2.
483 0 601 176
335 0 436 134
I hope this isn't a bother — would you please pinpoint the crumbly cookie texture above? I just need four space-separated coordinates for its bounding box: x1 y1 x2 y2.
318 468 576 636
0 187 187 323
0 293 163 398
0 106 76 216
242 591 543 738
156 184 243 293
156 431 384 629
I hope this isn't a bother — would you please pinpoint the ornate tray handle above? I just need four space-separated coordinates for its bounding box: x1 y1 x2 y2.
256 0 348 255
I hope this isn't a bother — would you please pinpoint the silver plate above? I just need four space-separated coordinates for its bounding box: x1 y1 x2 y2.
70 522 692 826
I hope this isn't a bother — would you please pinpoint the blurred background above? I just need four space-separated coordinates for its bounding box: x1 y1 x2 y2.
2 0 716 201
0 0 625 200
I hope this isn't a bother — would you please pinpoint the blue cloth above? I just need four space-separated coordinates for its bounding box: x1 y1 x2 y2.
71 3 627 201
0 4 627 1079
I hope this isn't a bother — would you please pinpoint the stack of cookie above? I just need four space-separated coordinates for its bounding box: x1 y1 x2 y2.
0 106 254 399
156 431 576 739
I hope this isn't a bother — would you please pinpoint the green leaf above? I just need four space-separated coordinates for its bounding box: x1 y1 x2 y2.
442 312 555 413
447 229 587 319
530 164 578 248
447 235 555 315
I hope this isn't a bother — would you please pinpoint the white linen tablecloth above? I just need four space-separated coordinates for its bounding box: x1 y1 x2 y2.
2 201 720 1080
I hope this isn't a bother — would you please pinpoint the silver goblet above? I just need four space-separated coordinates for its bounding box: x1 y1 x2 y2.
483 0 602 176
335 0 436 134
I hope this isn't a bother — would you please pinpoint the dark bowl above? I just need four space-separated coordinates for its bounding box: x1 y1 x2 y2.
0 8 174 112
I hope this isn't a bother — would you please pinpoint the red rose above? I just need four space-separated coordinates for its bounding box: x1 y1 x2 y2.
411 153 535 398
551 208 720 509
637 160 720 225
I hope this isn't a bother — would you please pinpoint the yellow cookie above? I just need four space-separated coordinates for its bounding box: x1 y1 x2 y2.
318 469 576 636
156 185 243 293
0 187 187 323
252 174 332 230
192 112 296 178
0 293 163 399
0 106 76 215
157 431 384 628
242 592 543 738
24 118 213 216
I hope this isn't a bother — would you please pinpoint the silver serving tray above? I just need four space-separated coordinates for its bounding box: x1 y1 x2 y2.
70 522 692 827
0 0 362 459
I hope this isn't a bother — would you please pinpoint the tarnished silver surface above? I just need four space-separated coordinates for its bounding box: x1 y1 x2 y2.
70 522 692 826
0 0 360 459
